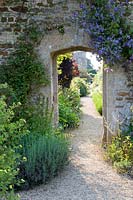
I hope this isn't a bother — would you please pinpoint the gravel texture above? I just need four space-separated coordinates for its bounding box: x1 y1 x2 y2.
20 97 133 200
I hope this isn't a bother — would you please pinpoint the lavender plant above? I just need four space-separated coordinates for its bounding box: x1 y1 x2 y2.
76 0 133 67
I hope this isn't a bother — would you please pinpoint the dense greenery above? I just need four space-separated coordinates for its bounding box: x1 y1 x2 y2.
91 69 103 115
71 77 89 97
0 26 70 197
0 40 48 104
57 53 73 68
58 88 81 129
92 92 102 115
0 84 28 199
10 96 69 190
77 0 133 67
105 132 133 174
58 57 79 89
105 107 133 174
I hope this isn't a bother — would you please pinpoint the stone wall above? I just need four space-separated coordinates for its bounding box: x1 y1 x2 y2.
0 0 133 143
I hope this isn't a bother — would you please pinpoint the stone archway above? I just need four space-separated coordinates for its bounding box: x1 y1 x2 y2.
37 26 115 143
52 46 92 126
37 24 133 144
0 0 132 144
37 25 92 125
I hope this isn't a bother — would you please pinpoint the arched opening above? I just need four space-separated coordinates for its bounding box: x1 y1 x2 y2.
37 24 129 144
51 47 104 130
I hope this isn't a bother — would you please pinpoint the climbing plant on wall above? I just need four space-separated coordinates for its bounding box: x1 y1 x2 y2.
1 38 48 105
0 22 49 125
76 0 133 68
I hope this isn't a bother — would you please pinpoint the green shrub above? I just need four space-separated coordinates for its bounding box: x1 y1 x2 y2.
71 77 89 97
0 85 28 199
58 88 81 128
27 97 53 135
91 68 102 115
105 133 133 173
92 91 102 115
15 97 70 190
0 40 48 104
17 133 69 189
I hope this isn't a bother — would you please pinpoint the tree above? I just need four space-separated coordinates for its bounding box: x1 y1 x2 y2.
58 57 79 89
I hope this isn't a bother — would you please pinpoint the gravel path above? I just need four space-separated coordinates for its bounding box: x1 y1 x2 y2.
20 97 133 200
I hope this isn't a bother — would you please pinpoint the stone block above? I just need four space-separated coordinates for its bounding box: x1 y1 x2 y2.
117 92 129 96
1 17 7 22
0 7 8 12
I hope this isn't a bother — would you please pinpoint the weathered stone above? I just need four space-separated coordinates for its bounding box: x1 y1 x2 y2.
0 51 8 56
117 92 129 96
8 17 14 22
0 6 8 12
14 27 21 32
4 27 12 32
115 105 124 108
116 97 123 101
0 43 13 48
15 17 27 23
10 6 28 13
126 97 133 101
1 17 7 22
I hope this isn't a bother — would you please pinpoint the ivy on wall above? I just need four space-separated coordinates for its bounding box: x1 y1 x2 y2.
0 22 49 123
1 39 48 104
76 0 133 68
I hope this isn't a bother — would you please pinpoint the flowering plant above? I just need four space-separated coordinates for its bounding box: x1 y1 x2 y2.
76 0 133 67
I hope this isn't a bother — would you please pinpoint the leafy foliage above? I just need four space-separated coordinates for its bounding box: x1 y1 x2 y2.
58 88 81 129
76 0 133 67
0 40 48 104
71 77 89 97
0 84 28 199
17 133 69 189
105 133 133 174
58 57 79 89
14 96 70 190
91 69 103 115
58 58 73 89
57 53 73 68
92 92 102 115
27 97 53 135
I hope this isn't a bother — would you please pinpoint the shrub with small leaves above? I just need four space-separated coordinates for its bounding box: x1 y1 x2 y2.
58 88 81 129
71 77 89 97
105 133 133 173
17 132 69 190
0 84 28 199
0 40 48 104
91 69 103 115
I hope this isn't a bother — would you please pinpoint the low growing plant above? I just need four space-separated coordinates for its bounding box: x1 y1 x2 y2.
105 132 133 174
17 132 69 189
15 96 70 190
